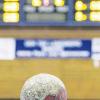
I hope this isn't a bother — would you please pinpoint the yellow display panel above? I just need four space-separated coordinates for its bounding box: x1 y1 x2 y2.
75 1 87 11
90 12 100 21
75 12 87 21
90 1 100 11
54 0 65 7
3 13 19 23
32 0 42 7
3 2 19 12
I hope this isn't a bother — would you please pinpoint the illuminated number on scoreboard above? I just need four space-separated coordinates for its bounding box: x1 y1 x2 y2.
54 0 65 7
75 1 87 11
75 12 87 22
3 0 19 23
32 0 42 7
4 2 19 12
43 0 51 6
90 12 100 22
90 1 100 11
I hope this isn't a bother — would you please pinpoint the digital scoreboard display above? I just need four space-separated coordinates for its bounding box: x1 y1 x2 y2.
0 0 100 26
75 0 100 22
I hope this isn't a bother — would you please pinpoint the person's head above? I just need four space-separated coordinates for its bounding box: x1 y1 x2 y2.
20 73 67 100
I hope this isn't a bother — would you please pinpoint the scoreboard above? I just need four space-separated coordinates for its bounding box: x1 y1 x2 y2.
0 0 100 26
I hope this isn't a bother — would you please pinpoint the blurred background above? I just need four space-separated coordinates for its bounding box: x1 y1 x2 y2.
1 0 100 100
0 28 100 100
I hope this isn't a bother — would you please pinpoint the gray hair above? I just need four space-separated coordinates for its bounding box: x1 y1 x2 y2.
20 73 67 100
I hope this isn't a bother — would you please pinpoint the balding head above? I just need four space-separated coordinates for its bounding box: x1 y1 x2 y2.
20 73 67 100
